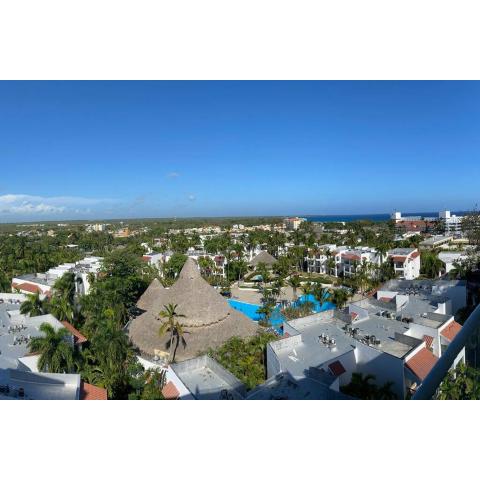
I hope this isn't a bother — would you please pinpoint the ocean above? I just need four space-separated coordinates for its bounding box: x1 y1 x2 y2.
304 211 468 223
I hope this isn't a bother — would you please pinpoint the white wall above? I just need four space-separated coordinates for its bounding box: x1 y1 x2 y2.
354 342 406 399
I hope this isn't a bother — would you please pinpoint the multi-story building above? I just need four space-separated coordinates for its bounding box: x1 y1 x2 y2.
387 248 421 280
85 223 107 233
440 210 464 237
11 256 103 296
266 279 466 398
0 293 104 400
284 217 306 231
305 245 382 278
392 210 465 237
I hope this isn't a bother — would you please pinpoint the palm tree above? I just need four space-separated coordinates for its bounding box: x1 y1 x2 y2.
81 316 135 398
449 260 468 280
301 281 314 300
288 275 302 301
256 262 270 285
28 323 74 373
312 284 330 307
326 255 336 276
257 303 274 326
377 381 397 400
331 288 350 310
158 303 187 363
341 372 378 399
232 243 244 261
376 243 389 264
20 292 47 316
49 295 74 322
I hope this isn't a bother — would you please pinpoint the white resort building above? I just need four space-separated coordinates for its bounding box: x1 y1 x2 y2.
265 279 466 398
305 245 383 277
11 256 103 296
387 248 421 280
0 293 105 400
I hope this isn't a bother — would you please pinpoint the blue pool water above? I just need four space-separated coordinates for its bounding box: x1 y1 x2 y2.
228 294 335 330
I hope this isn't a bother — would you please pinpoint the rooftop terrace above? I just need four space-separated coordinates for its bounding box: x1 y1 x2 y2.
0 303 65 370
0 369 80 400
171 355 246 400
246 372 351 400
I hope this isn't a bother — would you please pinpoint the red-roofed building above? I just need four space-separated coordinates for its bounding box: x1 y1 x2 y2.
11 282 48 295
387 248 421 280
61 321 87 346
162 381 180 400
80 382 108 400
406 347 438 382
440 320 462 342
379 296 394 303
423 335 434 350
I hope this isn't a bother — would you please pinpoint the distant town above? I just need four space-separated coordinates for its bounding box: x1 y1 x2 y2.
1 207 479 400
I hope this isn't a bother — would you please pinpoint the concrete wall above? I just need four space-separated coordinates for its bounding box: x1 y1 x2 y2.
318 349 357 387
406 323 442 357
354 342 406 399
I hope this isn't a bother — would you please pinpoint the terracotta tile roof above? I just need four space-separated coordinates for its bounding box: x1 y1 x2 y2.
328 360 346 377
162 381 180 400
423 335 434 350
392 256 407 262
12 282 44 294
379 296 393 303
406 348 438 381
440 321 462 342
80 382 108 400
61 321 87 344
410 251 420 259
342 253 361 261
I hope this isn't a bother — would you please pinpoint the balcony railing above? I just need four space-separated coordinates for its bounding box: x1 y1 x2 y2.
412 303 480 399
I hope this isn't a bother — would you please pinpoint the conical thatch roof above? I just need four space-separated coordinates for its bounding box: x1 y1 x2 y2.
249 250 277 267
128 257 259 361
137 278 165 311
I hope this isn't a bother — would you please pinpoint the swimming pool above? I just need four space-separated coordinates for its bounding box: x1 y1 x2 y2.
228 294 335 330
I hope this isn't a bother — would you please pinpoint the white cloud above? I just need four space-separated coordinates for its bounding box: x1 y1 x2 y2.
0 194 114 218
166 172 180 178
188 194 196 202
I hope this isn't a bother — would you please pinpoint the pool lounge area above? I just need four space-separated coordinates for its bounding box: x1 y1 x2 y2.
228 294 336 331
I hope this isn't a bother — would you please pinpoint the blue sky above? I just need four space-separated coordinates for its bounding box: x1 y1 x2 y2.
0 81 478 221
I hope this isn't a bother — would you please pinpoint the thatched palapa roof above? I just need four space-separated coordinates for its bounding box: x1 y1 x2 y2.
129 257 259 361
249 250 278 267
136 278 165 311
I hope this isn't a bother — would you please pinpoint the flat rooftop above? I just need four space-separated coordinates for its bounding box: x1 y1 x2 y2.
246 372 351 400
171 355 246 400
273 313 356 376
0 304 64 370
0 369 80 400
420 235 453 246
13 273 55 287
388 248 416 255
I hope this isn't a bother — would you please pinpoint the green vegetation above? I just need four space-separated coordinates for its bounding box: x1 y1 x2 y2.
340 373 397 399
20 292 47 316
128 369 167 400
438 363 480 399
158 303 187 362
28 323 75 373
281 301 314 320
420 250 443 278
208 332 278 390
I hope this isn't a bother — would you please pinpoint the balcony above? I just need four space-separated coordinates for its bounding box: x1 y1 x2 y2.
412 304 480 399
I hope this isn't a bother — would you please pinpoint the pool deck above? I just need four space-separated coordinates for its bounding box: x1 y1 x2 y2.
230 283 298 304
